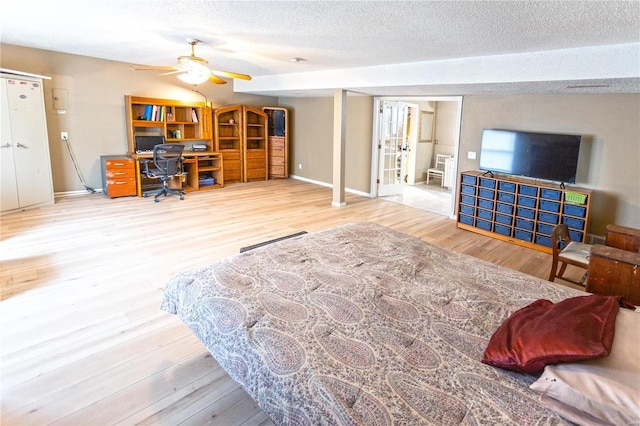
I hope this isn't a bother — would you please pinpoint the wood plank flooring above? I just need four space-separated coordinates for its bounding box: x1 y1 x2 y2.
0 179 586 425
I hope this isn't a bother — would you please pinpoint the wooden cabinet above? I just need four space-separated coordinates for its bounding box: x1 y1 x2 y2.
457 171 592 253
101 156 136 198
214 105 268 182
125 95 213 152
605 224 640 252
1 73 54 213
243 106 268 181
587 245 640 305
263 107 289 179
213 105 242 182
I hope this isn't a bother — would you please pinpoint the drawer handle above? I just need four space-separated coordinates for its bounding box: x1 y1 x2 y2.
113 162 128 166
115 172 127 175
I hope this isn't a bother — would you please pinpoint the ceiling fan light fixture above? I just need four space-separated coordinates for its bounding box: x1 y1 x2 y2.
178 71 210 85
177 56 211 85
131 39 250 85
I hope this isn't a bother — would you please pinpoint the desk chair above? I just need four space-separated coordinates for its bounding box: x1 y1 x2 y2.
548 224 592 286
140 144 185 202
426 154 451 186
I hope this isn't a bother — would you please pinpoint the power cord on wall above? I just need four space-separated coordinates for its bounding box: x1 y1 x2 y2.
62 135 97 194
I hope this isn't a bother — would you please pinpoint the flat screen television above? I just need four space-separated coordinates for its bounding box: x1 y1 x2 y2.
479 129 582 184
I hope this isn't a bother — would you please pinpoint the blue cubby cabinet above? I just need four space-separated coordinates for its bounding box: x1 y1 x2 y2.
456 171 592 253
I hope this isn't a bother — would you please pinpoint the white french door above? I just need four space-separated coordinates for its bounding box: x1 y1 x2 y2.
377 101 410 196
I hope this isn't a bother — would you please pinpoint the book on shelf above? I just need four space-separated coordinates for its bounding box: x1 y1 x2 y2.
144 105 153 121
192 108 198 122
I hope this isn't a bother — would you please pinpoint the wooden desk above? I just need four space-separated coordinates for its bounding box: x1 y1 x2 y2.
131 151 224 197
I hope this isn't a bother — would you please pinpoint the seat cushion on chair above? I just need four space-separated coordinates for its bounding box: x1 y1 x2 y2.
559 241 591 265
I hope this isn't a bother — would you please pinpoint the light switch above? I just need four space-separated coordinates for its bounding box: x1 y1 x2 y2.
468 151 477 160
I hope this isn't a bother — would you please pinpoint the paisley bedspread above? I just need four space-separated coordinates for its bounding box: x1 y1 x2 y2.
161 221 585 425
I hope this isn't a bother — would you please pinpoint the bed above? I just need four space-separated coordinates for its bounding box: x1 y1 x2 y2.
161 221 638 425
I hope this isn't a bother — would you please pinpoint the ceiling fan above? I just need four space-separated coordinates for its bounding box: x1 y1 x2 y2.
130 39 251 85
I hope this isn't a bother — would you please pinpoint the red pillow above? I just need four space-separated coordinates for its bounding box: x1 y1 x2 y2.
482 295 625 374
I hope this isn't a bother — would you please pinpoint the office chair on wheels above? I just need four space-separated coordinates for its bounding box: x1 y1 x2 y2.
139 144 185 202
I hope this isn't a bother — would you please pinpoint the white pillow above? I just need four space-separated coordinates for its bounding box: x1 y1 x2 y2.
530 308 640 425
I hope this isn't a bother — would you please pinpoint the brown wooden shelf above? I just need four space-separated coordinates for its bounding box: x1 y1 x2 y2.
214 105 268 183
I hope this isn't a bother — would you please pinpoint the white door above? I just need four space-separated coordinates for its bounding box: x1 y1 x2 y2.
377 101 410 196
1 76 53 211
1 78 20 211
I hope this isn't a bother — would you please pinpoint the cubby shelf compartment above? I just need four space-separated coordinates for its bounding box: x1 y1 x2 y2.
456 171 592 253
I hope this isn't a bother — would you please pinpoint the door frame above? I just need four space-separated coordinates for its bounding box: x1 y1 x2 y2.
370 96 463 218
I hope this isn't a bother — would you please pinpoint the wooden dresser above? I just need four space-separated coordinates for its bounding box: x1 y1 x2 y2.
100 155 136 198
263 107 289 179
586 224 640 305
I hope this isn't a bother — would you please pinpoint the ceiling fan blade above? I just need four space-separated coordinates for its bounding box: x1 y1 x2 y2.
208 75 228 84
211 70 252 81
159 70 183 76
130 65 179 71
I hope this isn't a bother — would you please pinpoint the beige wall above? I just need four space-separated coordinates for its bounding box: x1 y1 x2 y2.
1 44 276 192
278 95 373 193
281 93 639 236
457 95 640 235
433 101 458 158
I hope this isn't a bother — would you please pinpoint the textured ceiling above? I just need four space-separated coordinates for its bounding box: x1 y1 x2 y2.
1 0 639 96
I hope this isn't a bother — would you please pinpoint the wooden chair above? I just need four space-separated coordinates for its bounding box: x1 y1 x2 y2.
548 224 592 286
426 154 451 186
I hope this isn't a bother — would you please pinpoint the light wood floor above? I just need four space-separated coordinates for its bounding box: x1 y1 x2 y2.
0 179 586 425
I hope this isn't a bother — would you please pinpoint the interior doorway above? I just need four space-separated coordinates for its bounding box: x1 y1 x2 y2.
371 96 463 217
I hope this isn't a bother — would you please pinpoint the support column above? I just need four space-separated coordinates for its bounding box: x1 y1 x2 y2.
332 89 347 207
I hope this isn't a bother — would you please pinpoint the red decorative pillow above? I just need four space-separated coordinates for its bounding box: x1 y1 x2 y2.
482 295 625 374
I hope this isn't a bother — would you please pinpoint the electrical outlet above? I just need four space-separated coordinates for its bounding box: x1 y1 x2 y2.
61 132 68 140
298 163 302 170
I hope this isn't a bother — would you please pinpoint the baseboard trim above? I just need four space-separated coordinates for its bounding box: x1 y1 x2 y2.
288 174 372 198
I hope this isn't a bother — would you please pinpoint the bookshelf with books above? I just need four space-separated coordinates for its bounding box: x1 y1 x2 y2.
125 95 213 152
